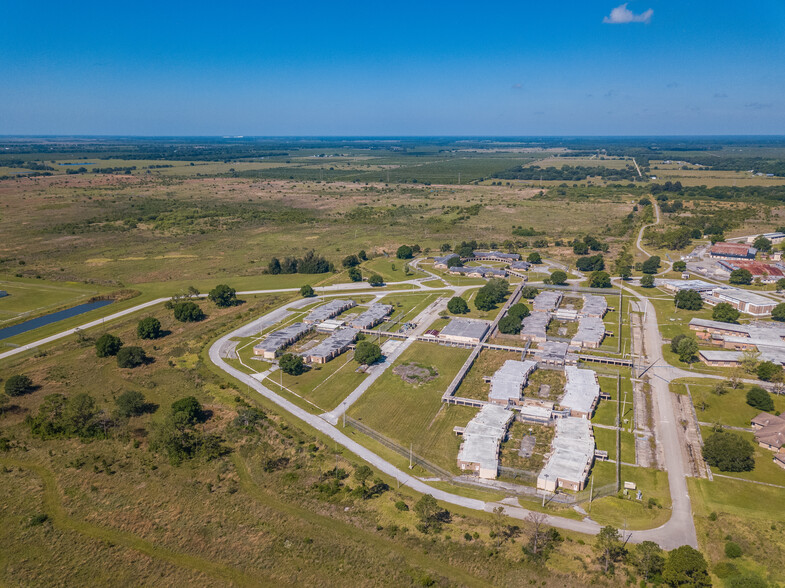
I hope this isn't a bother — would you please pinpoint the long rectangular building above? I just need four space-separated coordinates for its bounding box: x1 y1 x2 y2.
487 359 537 405
533 291 562 313
472 250 521 262
561 366 601 418
439 318 490 345
253 322 313 359
456 404 515 479
520 312 550 343
349 303 394 329
304 299 356 324
448 265 507 278
581 295 608 318
537 417 595 492
301 328 358 364
571 316 606 349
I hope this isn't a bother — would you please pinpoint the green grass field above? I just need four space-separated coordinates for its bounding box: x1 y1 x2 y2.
684 380 785 428
589 466 671 530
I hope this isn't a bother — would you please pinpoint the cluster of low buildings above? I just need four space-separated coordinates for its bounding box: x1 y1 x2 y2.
751 412 785 469
253 299 393 365
661 279 777 316
432 250 529 280
690 318 785 367
709 242 757 260
435 317 490 346
519 291 608 350
537 417 595 492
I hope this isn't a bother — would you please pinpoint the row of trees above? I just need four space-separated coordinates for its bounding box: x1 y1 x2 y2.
267 251 334 275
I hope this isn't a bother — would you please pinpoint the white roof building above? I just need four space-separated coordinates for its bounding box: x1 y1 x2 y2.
487 360 537 405
561 366 601 418
537 417 595 492
457 405 515 479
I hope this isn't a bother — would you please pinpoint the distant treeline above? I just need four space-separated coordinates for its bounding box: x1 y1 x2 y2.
267 251 334 274
668 156 785 177
494 164 640 182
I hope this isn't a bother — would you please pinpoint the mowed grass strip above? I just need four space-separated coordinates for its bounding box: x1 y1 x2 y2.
686 380 785 429
1 458 263 587
589 466 672 530
348 342 472 466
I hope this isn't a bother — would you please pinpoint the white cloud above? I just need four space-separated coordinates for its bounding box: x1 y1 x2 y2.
603 3 653 24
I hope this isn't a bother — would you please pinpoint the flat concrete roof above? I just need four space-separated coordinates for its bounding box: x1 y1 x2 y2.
581 295 608 317
349 303 393 329
539 341 570 363
302 327 357 359
440 318 490 341
659 279 716 292
699 349 743 361
254 322 312 353
457 404 515 471
572 316 606 346
538 417 594 486
305 299 355 323
533 291 562 312
488 359 537 403
473 250 521 261
561 366 600 415
521 312 550 338
714 288 776 307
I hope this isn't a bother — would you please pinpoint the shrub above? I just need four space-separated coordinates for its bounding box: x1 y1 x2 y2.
137 317 162 339
396 245 413 259
173 301 205 322
5 374 34 397
347 267 362 282
116 346 149 368
756 361 783 383
395 500 409 511
589 271 611 288
702 431 754 472
95 333 123 357
724 541 742 559
115 390 148 418
641 256 661 274
576 254 604 272
527 252 542 264
342 254 360 268
171 396 204 425
300 284 315 297
520 286 539 299
772 302 785 321
447 297 469 314
670 333 686 353
279 353 305 376
507 303 530 321
746 385 775 411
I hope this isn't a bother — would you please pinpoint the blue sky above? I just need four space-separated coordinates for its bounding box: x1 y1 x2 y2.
1 1 784 135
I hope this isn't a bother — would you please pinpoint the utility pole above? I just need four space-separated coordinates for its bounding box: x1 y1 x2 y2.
409 443 413 469
342 402 346 428
588 473 595 512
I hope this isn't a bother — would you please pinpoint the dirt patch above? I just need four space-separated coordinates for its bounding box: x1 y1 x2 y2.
393 362 438 385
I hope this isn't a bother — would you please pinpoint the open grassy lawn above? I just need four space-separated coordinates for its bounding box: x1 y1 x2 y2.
0 277 108 325
375 291 446 330
700 426 785 486
458 288 508 321
620 431 636 464
589 466 671 530
361 256 425 283
593 427 617 461
647 290 716 341
455 348 522 401
347 342 472 470
592 399 618 427
685 380 785 428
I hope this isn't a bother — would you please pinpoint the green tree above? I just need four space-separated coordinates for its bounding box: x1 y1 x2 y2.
674 290 703 310
137 317 162 339
746 385 775 411
267 257 282 275
353 465 373 487
702 431 754 472
640 274 655 288
115 390 148 418
447 296 469 314
173 301 205 322
95 333 123 358
413 494 449 532
673 261 687 272
756 361 783 383
520 286 539 299
776 278 785 292
712 302 740 323
347 267 362 282
279 353 305 376
507 303 530 321
300 284 315 297
171 396 204 425
5 374 33 397
641 256 661 274
724 541 742 558
550 270 567 285
208 284 237 307
527 252 542 264
116 346 148 368
670 334 687 353
753 235 772 252
772 302 785 321
396 245 413 259
662 545 711 587
573 241 589 255
677 337 698 364
632 541 665 582
64 393 100 436
354 341 382 365
594 526 625 574
576 254 605 272
367 273 384 287
357 250 367 261
342 254 360 268
589 271 611 288
498 315 522 335
729 268 753 285
474 289 494 311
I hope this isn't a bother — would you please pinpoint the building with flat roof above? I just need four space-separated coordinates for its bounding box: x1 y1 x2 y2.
690 318 785 366
561 366 601 418
537 417 595 492
659 279 716 294
537 341 576 366
581 295 608 318
304 299 356 324
571 316 606 349
301 328 358 364
717 260 785 283
433 253 460 269
448 265 507 278
487 360 537 406
456 404 515 479
746 232 785 245
438 318 490 345
520 312 550 344
709 242 757 260
518 401 554 424
533 291 562 313
710 288 776 316
698 349 744 367
349 303 394 329
472 250 521 262
253 322 313 359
